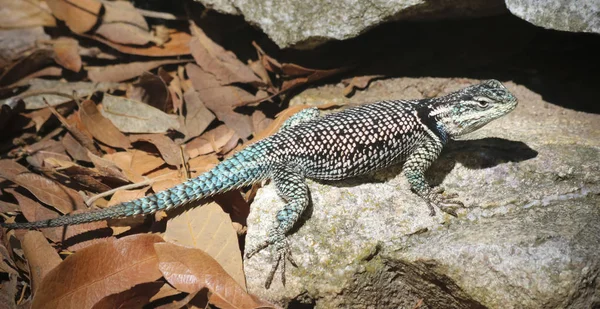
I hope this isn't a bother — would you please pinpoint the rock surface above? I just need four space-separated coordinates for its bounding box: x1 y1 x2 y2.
196 0 507 49
244 78 600 308
505 0 600 35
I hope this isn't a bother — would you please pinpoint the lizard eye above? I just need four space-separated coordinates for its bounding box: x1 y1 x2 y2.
476 100 489 108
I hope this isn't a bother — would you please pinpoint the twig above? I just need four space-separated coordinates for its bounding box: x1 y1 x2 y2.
136 8 181 20
85 178 155 206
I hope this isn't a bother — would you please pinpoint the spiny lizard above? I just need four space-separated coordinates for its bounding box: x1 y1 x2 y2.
1 79 518 288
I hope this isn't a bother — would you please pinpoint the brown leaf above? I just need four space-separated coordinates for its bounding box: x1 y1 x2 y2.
52 37 82 72
62 132 91 162
79 99 132 149
87 59 188 83
189 23 263 87
251 110 273 135
130 134 184 167
101 94 181 134
0 0 56 28
32 234 164 309
14 173 85 214
185 125 237 159
163 202 246 289
84 31 191 57
22 231 62 294
0 27 50 68
0 49 55 87
95 1 155 46
0 159 30 176
46 0 101 34
182 88 216 141
6 188 63 242
88 151 130 183
26 150 71 169
186 63 254 139
127 72 170 112
0 268 17 309
92 282 165 309
103 149 165 182
155 242 263 308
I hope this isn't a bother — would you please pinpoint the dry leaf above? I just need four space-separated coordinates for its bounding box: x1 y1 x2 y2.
52 37 82 72
182 88 215 141
185 125 236 159
62 132 91 162
6 188 63 242
101 94 180 134
79 99 132 149
251 110 273 135
22 231 62 294
163 202 246 289
189 23 263 86
46 0 101 34
0 78 121 109
155 242 264 308
130 134 184 167
0 49 55 87
32 234 164 309
186 63 254 139
96 1 155 46
87 59 188 83
84 31 191 57
0 0 56 29
0 27 50 68
127 72 171 112
103 149 165 182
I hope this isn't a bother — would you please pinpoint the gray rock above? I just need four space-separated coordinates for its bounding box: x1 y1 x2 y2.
244 78 600 308
195 0 507 49
505 0 600 34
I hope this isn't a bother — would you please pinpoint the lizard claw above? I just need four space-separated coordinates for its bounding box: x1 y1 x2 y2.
246 231 296 289
426 187 464 217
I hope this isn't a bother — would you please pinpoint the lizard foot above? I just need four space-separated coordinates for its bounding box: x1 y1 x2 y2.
426 187 464 217
246 232 297 289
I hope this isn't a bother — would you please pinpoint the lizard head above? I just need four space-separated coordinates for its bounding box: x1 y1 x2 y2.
433 79 518 137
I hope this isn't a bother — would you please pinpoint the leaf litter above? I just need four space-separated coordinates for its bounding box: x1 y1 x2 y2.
0 1 354 307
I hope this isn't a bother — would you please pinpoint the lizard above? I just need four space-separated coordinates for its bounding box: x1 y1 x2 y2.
1 79 518 288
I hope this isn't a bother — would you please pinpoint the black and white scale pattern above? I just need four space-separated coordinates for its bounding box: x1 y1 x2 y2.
2 80 518 288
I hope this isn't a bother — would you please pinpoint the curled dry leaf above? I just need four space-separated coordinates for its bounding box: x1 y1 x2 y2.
186 63 254 139
189 23 263 87
46 0 101 34
127 72 171 112
84 31 192 57
52 37 82 72
79 99 132 149
31 234 164 309
0 0 56 29
130 134 184 167
163 202 246 289
0 49 55 87
0 78 121 109
103 149 165 183
101 94 180 134
96 1 156 46
22 231 62 294
0 27 50 68
182 88 215 141
62 132 91 162
185 124 237 159
87 59 188 83
155 242 268 309
4 171 85 214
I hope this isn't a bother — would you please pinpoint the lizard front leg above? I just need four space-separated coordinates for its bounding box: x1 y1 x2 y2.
246 164 309 288
403 138 463 216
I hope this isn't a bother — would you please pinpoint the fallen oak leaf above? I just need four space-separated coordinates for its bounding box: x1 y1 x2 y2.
22 231 62 294
0 0 56 28
127 72 171 112
79 99 132 149
163 202 246 289
181 88 215 142
154 242 270 309
31 234 164 309
52 37 82 72
87 59 189 83
92 282 166 309
95 1 157 46
130 134 185 167
46 0 101 34
7 172 85 214
101 94 180 134
82 31 192 57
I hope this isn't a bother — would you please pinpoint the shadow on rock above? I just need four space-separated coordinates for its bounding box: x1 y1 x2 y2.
428 137 538 186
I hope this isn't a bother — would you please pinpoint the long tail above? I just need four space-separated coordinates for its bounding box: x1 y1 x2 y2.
1 145 271 229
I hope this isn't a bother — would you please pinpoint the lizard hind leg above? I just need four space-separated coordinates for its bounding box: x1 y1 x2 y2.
245 164 309 288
